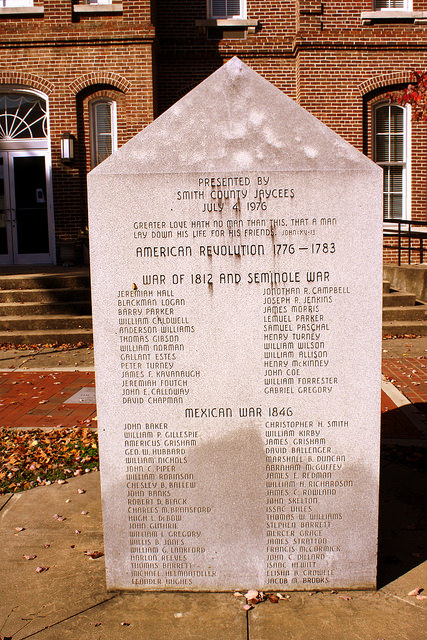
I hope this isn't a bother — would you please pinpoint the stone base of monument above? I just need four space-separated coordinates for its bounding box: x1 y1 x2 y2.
88 58 383 592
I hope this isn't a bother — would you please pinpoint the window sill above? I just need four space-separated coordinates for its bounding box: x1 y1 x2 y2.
361 10 427 24
0 6 43 16
195 18 259 33
73 3 123 15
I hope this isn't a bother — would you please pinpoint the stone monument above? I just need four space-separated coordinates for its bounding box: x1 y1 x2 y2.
88 58 383 591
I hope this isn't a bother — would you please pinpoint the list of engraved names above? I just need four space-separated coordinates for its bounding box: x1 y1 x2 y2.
115 173 357 588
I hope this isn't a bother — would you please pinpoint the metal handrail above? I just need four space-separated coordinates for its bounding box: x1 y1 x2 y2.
383 218 427 265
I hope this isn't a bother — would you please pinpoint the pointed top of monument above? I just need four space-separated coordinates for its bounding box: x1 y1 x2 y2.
90 57 376 175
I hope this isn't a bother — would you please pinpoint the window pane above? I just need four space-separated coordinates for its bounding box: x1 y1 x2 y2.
211 0 241 17
91 100 116 167
375 135 389 162
227 0 241 15
0 0 33 6
390 134 404 161
0 93 47 139
382 166 404 219
390 106 404 133
390 194 403 217
96 134 112 165
383 192 389 218
389 166 403 192
375 105 389 133
374 0 405 7
383 166 389 193
95 102 112 135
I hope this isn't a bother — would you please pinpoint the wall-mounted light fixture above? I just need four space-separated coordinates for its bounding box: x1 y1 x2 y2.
60 132 75 163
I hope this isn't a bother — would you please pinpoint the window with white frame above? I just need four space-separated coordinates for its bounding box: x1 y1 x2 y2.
90 99 117 168
374 102 410 219
0 0 33 7
208 0 245 19
373 0 411 10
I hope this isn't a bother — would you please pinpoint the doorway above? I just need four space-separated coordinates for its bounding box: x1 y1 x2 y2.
0 90 55 265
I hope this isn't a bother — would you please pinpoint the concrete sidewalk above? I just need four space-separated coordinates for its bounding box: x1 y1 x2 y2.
1 469 426 640
0 338 426 638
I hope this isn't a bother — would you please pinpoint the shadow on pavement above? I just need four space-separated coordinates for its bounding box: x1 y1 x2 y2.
377 413 427 587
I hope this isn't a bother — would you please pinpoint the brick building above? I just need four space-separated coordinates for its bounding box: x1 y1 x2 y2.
0 0 426 265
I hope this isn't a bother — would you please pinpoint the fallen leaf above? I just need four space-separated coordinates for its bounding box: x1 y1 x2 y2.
23 554 37 560
243 604 253 611
416 594 427 601
53 514 66 521
245 589 259 600
14 527 25 532
77 488 86 494
408 587 423 596
81 510 89 515
173 613 183 619
339 596 352 601
74 529 81 535
233 591 243 597
35 566 48 573
268 594 279 603
121 621 131 626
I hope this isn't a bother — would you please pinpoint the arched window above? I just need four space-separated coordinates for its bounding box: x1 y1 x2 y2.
0 92 47 141
374 102 410 219
90 98 117 168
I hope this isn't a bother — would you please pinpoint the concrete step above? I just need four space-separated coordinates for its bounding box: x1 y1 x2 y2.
0 287 91 304
382 305 427 321
0 272 90 291
0 269 93 346
382 320 427 336
0 328 93 346
383 280 391 294
0 315 92 331
383 292 417 307
0 300 92 317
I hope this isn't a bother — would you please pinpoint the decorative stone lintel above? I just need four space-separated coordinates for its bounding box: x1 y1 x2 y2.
73 3 123 14
361 10 427 24
0 6 43 16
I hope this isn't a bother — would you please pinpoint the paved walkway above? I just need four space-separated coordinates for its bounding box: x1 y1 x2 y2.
0 371 96 429
1 461 426 639
0 339 426 638
1 340 426 444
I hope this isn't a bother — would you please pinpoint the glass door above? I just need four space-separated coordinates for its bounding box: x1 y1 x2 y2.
0 150 54 264
0 152 13 264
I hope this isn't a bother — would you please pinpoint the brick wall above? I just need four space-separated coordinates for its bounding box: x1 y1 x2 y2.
0 0 154 261
155 0 427 264
1 0 426 264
